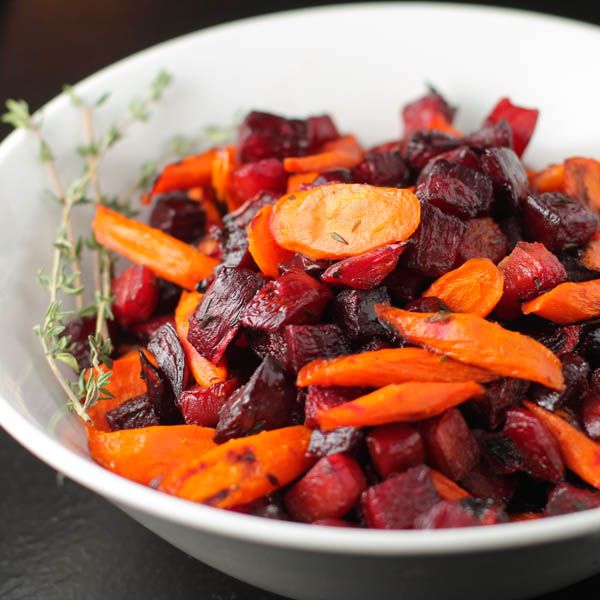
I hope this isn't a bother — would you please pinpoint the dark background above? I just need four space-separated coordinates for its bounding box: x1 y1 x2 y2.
1 1 599 599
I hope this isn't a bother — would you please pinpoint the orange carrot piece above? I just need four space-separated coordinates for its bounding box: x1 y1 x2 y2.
93 205 219 291
581 237 600 272
524 401 600 489
522 279 600 324
529 163 565 193
187 187 223 227
283 135 364 173
159 426 313 507
430 469 471 501
175 290 228 387
247 205 294 278
376 306 564 390
297 347 496 388
426 114 462 137
316 381 484 431
422 258 504 317
151 149 216 195
87 425 217 485
287 172 319 193
271 184 421 259
509 512 543 522
211 146 239 211
564 157 600 212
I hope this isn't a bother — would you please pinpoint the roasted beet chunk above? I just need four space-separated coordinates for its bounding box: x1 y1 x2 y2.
404 131 460 171
416 498 508 529
405 202 466 277
402 88 456 135
458 218 508 265
179 380 238 427
464 120 512 151
477 431 523 475
149 195 205 243
361 465 441 529
460 461 516 504
304 386 366 429
503 408 564 482
130 314 175 343
545 483 600 516
559 251 600 283
240 270 332 333
307 428 362 459
534 324 582 358
106 394 159 431
418 146 482 185
469 378 529 430
367 424 425 478
307 115 340 148
278 253 333 277
284 453 367 522
583 372 600 440
230 159 288 204
422 409 479 480
351 151 410 187
216 357 296 441
188 267 265 363
139 351 182 425
333 287 391 342
155 278 182 314
583 330 600 369
284 324 350 374
523 193 597 252
484 98 539 157
495 242 567 319
416 160 493 219
112 265 158 328
61 315 96 369
148 323 187 399
307 168 353 189
480 147 528 212
383 268 429 304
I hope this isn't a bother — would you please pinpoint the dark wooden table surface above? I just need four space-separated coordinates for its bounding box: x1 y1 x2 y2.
1 2 599 598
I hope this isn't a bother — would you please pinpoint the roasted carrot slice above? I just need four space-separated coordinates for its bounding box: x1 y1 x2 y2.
422 258 504 317
524 401 600 489
581 235 600 272
187 187 223 228
522 279 600 324
151 149 216 195
430 469 471 501
316 382 484 431
247 205 294 278
427 114 462 137
93 205 219 290
159 426 313 507
87 425 217 485
175 290 227 387
529 163 565 193
271 184 420 259
287 172 319 193
211 146 239 211
564 157 600 212
297 347 496 388
376 306 564 390
283 135 363 173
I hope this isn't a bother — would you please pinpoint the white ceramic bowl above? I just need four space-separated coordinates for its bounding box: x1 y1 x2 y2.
2 4 600 599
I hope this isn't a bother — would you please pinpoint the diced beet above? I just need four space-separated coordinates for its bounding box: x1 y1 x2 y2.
383 268 429 304
480 147 528 212
469 378 529 430
333 287 391 342
503 408 564 482
148 323 187 399
523 193 597 252
307 427 362 459
240 270 332 333
582 387 600 441
155 278 182 314
545 483 600 516
536 325 583 360
246 330 290 371
507 474 551 514
495 242 567 319
366 423 425 478
312 518 357 527
130 314 175 343
403 296 450 313
306 168 353 189
139 351 182 425
414 498 508 528
464 120 512 151
476 430 523 475
61 315 96 369
215 357 296 441
106 394 159 431
232 496 289 521
458 217 508 265
460 461 516 504
230 159 288 204
361 465 441 529
179 380 238 427
304 386 366 429
307 115 340 148
351 151 410 187
187 267 265 363
405 202 466 277
498 215 524 253
404 130 460 171
417 146 482 187
370 140 402 154
321 243 405 290
583 329 600 369
484 98 539 157
422 409 479 480
149 195 205 243
284 324 350 374
284 453 367 523
278 253 333 277
402 89 455 136
416 160 493 219
111 265 158 328
559 251 600 283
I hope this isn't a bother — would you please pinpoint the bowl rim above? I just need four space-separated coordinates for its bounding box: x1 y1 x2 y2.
2 1 600 556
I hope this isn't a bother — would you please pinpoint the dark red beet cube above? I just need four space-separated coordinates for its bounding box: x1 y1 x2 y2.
534 324 582 358
216 356 296 441
402 89 455 136
583 331 600 369
414 498 508 529
498 215 524 253
523 193 597 252
246 330 290 371
484 97 539 157
476 430 523 475
284 453 367 523
361 465 441 529
383 268 429 304
148 322 187 399
284 324 350 374
458 218 508 265
351 151 410 187
403 296 450 313
416 160 493 219
464 119 512 151
306 168 353 189
278 253 333 277
188 266 265 363
367 423 425 478
503 408 564 482
149 195 205 243
422 409 479 480
306 115 340 149
404 130 460 171
61 315 96 369
583 387 600 441
304 386 366 429
545 483 600 516
130 314 175 343
480 147 528 212
106 394 159 431
469 378 529 430
495 242 567 319
139 351 182 425
418 146 482 185
460 461 516 504
307 427 362 459
230 159 288 204
179 380 238 427
112 265 158 328
321 243 405 290
155 278 182 314
333 287 392 342
240 270 332 333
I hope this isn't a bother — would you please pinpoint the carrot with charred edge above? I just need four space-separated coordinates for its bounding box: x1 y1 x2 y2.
159 426 313 507
524 401 600 489
522 280 600 324
316 381 484 431
509 512 542 522
175 290 228 387
430 469 471 501
287 172 319 193
581 235 600 272
297 347 496 388
271 184 421 260
376 306 564 390
283 135 363 173
564 157 600 212
87 425 217 485
422 258 504 317
211 146 239 211
529 163 565 193
187 187 223 228
93 205 219 290
151 149 216 195
247 205 294 278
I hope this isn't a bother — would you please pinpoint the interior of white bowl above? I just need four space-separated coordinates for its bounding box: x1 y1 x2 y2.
2 2 600 554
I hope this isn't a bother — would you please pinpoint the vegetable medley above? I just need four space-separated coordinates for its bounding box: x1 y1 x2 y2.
76 88 600 528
